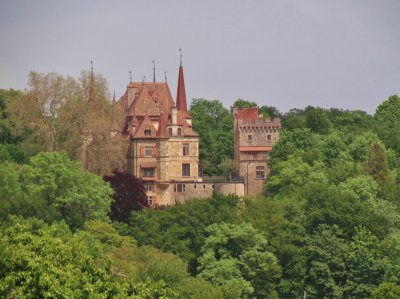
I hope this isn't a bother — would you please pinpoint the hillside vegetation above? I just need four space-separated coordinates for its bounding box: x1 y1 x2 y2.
1 73 400 298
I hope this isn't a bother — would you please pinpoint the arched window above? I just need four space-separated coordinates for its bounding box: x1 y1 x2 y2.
168 127 173 136
177 128 182 136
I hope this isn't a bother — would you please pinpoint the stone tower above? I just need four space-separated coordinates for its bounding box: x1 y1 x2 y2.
233 106 281 195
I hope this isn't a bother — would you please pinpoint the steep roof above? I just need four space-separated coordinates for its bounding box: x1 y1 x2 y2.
120 63 198 139
176 66 188 113
126 82 174 117
132 114 157 138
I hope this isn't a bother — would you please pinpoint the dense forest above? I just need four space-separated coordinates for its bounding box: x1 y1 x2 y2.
1 71 400 298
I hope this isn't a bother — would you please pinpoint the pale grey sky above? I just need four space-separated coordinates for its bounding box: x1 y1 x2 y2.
0 0 399 114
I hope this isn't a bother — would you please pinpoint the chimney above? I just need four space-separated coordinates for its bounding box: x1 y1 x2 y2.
127 85 137 108
172 106 177 125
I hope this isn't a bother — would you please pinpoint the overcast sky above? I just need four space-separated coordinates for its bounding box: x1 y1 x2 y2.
0 0 399 114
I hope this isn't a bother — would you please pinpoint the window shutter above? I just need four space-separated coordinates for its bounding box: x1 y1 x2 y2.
152 147 157 157
140 146 144 157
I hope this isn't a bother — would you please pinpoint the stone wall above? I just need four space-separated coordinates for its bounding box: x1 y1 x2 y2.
214 182 245 197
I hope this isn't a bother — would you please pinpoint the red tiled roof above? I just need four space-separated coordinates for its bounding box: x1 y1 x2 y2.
126 83 174 117
240 146 272 152
132 114 157 138
122 66 198 139
176 66 187 113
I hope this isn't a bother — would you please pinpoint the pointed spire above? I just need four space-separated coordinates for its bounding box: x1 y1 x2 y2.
152 60 156 83
176 49 187 113
89 61 95 106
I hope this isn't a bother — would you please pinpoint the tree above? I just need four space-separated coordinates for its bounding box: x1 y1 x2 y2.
103 170 148 222
344 227 385 298
189 99 233 175
126 194 239 273
22 151 113 229
0 217 123 298
241 197 307 298
363 141 390 183
232 99 257 109
0 89 23 144
339 175 378 202
219 158 238 181
197 222 281 298
375 95 400 124
7 71 127 174
372 283 400 299
305 106 331 134
305 225 348 298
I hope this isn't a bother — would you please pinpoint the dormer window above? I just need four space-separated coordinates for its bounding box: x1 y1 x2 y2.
177 128 182 136
144 129 151 136
168 128 173 136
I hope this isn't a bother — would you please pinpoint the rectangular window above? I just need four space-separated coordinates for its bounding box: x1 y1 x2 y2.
182 163 190 177
143 168 154 177
147 197 153 206
145 182 154 192
267 135 271 141
183 143 189 156
144 129 151 136
247 135 252 142
174 184 186 192
256 166 265 179
144 147 152 157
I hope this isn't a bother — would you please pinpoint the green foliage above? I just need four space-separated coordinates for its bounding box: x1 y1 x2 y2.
0 89 23 144
219 158 238 180
305 106 331 134
0 151 112 230
198 222 281 298
241 197 307 298
344 227 385 298
372 282 400 299
305 225 348 298
0 217 122 298
22 151 112 230
189 99 233 175
375 95 400 124
127 194 239 267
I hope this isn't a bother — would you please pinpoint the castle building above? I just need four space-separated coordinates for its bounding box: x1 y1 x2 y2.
233 107 281 195
118 60 218 206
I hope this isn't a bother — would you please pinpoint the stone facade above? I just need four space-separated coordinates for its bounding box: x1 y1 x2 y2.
233 107 281 196
119 62 231 206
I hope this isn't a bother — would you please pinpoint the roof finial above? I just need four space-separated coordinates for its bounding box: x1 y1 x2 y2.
112 90 116 103
142 75 146 85
179 48 182 67
89 61 95 106
152 60 156 83
129 70 132 83
164 71 167 83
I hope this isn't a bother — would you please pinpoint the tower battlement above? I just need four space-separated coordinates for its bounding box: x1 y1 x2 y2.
233 106 281 195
